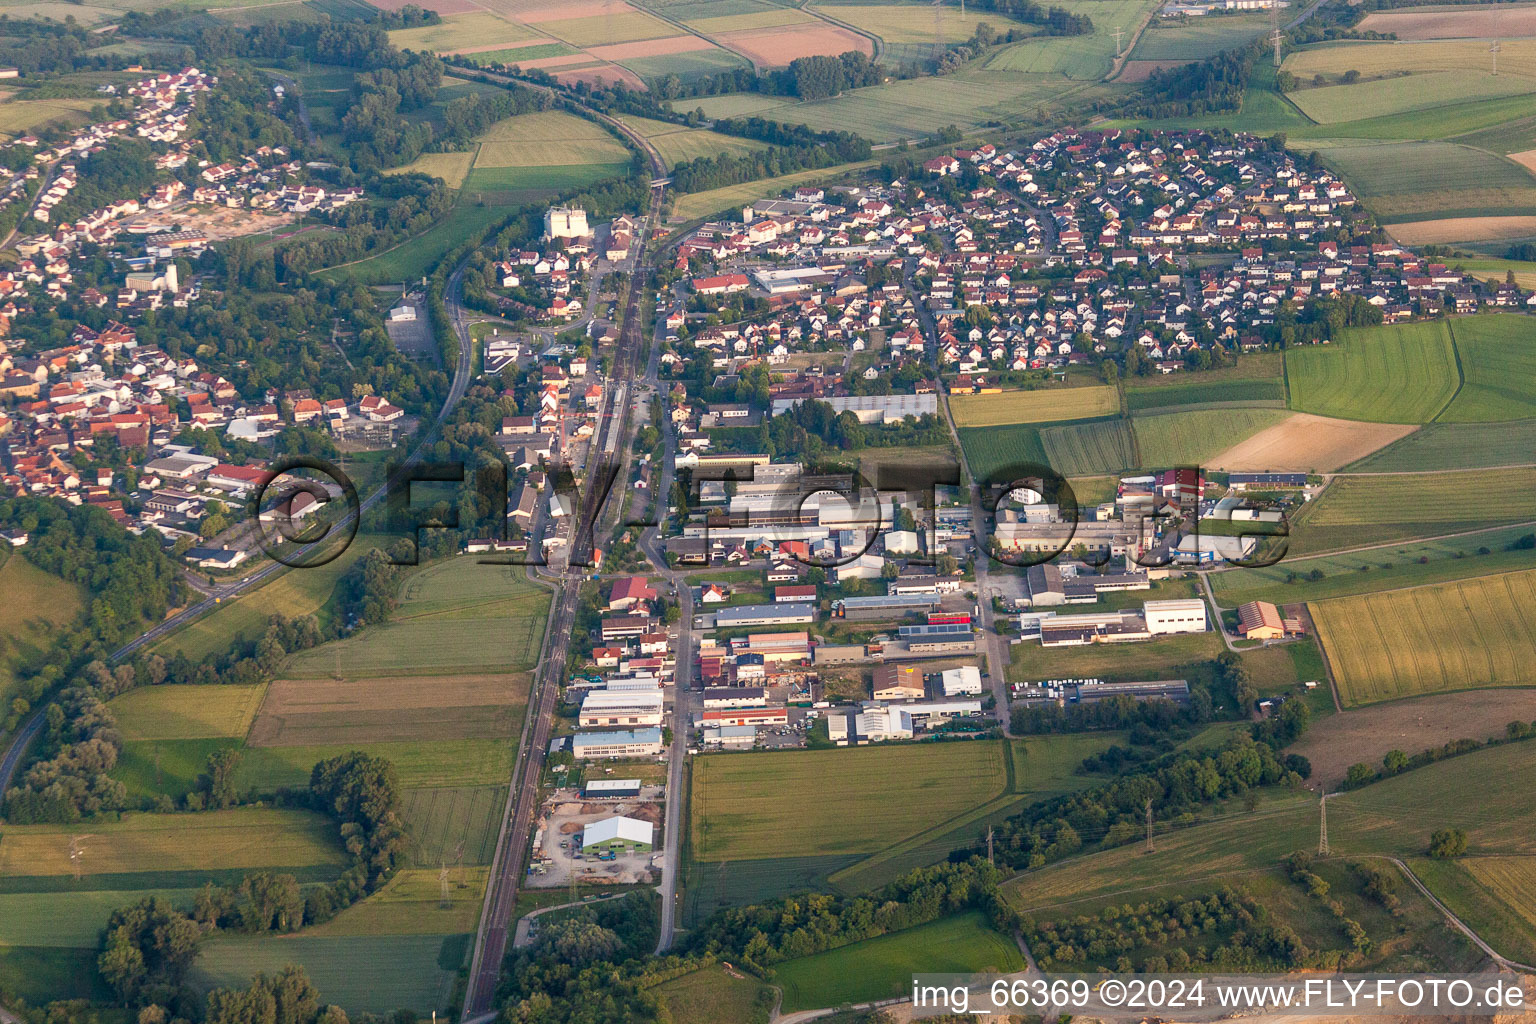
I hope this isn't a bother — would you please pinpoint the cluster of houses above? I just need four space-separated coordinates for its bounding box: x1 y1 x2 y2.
0 323 411 556
666 129 1531 405
489 210 638 324
564 575 675 761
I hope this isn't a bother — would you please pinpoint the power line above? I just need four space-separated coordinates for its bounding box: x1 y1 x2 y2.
1318 790 1330 857
1145 798 1155 854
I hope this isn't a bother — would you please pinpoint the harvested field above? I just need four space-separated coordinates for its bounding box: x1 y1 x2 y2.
585 36 715 60
534 10 675 46
1311 568 1536 705
1284 38 1536 79
950 385 1120 427
1288 690 1536 788
1117 59 1189 82
1390 215 1536 244
389 11 540 52
685 8 814 33
716 24 872 65
1513 150 1536 173
387 151 474 188
1207 414 1416 473
1356 5 1536 39
824 4 1033 44
514 0 633 19
554 64 648 90
248 673 530 746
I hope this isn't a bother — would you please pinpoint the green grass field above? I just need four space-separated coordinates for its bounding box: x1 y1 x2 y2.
1285 320 1460 423
0 808 344 879
652 963 773 1024
952 385 1120 427
1344 418 1536 472
190 932 465 1014
0 96 100 139
1309 139 1536 223
109 684 266 741
1312 567 1536 706
0 888 200 948
399 785 507 866
1411 857 1536 966
773 911 1024 1012
231 738 516 791
1008 631 1225 685
461 41 580 66
1208 523 1536 606
1441 314 1536 422
114 737 242 802
980 0 1159 78
303 867 487 937
1301 466 1536 532
0 947 107 1005
1037 417 1136 476
473 110 631 168
282 558 546 676
690 742 1007 861
1287 71 1536 125
1005 740 1536 914
673 92 788 119
0 552 83 717
1128 11 1272 62
1133 407 1292 467
155 535 382 662
1125 378 1285 412
614 113 768 170
1291 93 1536 144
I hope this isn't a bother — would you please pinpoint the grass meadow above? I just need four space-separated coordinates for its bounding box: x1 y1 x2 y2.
1311 567 1536 705
773 910 1024 1011
614 113 769 169
1344 418 1536 472
1412 856 1536 966
388 11 540 52
1037 417 1136 477
1125 378 1284 411
951 385 1120 427
1285 320 1460 423
190 932 466 1014
652 963 774 1024
1208 522 1536 607
1007 631 1225 685
1286 71 1536 125
689 742 1008 861
109 684 266 741
1128 11 1272 62
1442 314 1536 421
0 552 83 721
1309 140 1536 223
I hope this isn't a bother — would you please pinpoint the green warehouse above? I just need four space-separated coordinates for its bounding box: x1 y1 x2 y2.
582 815 654 854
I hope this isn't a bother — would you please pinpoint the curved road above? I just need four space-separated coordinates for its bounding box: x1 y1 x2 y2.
0 262 477 798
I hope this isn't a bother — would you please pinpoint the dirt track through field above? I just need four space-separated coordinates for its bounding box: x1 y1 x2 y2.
1290 689 1536 788
1207 413 1417 473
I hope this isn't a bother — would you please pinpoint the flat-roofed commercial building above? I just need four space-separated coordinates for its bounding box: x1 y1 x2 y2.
578 690 664 728
572 728 663 759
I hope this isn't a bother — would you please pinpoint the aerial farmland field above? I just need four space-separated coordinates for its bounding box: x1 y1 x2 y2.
1310 140 1536 224
1127 11 1271 62
614 113 768 169
1286 72 1536 125
1132 407 1291 469
1285 320 1460 423
1344 418 1536 472
689 742 1007 861
1311 568 1536 705
1290 466 1536 553
1441 314 1536 421
0 553 82 718
951 385 1120 427
1038 417 1137 476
